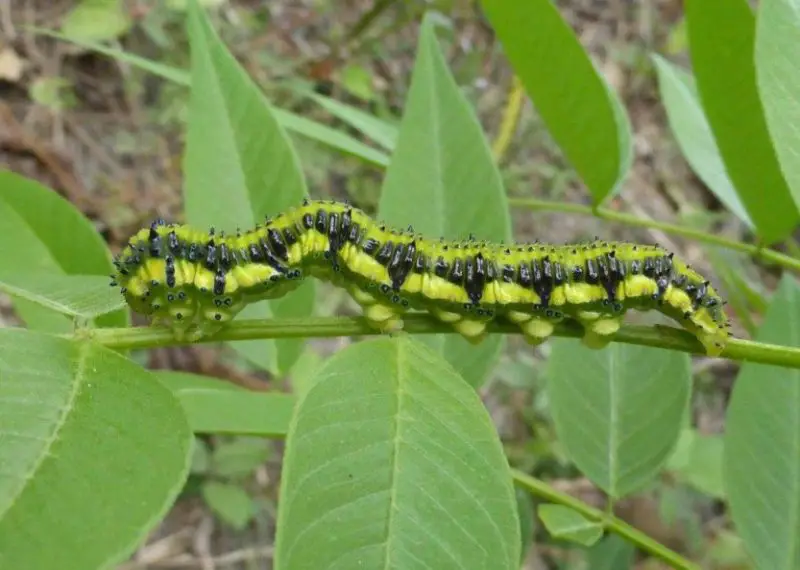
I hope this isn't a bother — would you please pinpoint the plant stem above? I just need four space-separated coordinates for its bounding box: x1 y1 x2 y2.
492 75 525 163
508 196 800 273
511 469 700 570
83 314 800 368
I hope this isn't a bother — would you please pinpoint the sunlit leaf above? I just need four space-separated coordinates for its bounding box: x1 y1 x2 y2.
275 336 520 570
724 275 800 570
0 330 192 568
547 340 691 498
378 14 511 388
480 0 633 202
686 0 799 243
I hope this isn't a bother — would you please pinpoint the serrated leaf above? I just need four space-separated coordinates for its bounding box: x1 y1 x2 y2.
0 273 124 319
274 336 520 570
0 171 128 332
184 1 313 374
686 0 800 243
31 29 390 167
547 340 691 498
201 481 254 530
480 0 633 202
724 275 800 570
0 329 192 569
378 14 511 388
537 504 603 547
651 55 753 228
755 0 800 212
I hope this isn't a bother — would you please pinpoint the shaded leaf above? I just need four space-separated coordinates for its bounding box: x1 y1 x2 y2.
211 439 272 478
0 273 124 320
537 504 603 547
547 340 691 498
184 1 313 374
651 55 753 227
667 429 725 499
378 14 511 388
274 336 520 570
0 329 192 568
480 0 633 202
177 389 295 437
155 371 295 436
686 0 799 243
755 0 800 211
201 481 254 530
584 535 636 569
724 275 800 570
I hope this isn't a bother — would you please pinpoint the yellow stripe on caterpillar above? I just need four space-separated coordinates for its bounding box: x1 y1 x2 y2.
111 199 731 355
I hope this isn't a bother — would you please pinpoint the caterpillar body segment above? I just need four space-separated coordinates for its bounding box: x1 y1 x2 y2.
111 199 730 354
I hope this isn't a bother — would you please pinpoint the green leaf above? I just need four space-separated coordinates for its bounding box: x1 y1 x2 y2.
180 389 295 436
274 336 520 570
154 370 244 392
274 107 390 167
378 14 511 388
547 340 691 498
309 93 399 151
685 0 800 243
0 329 192 569
61 0 132 43
667 429 726 499
184 1 313 374
516 489 536 564
537 504 603 547
0 273 124 320
584 535 636 569
201 481 255 530
154 371 295 436
755 0 800 212
480 0 633 202
31 28 391 167
211 439 272 478
651 55 753 228
0 171 128 331
724 275 800 570
340 63 375 101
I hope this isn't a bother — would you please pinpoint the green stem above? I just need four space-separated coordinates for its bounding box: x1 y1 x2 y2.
511 469 700 570
82 315 800 369
508 197 800 273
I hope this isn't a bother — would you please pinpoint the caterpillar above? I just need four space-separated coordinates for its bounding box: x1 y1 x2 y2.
110 199 730 355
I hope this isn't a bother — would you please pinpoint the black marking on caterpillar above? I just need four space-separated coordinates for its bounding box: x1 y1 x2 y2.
111 199 730 355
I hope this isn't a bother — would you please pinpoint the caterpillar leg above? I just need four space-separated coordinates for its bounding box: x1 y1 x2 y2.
577 312 622 350
348 284 405 333
506 310 558 346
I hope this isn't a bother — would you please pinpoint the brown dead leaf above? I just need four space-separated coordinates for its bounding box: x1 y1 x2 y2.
0 47 24 82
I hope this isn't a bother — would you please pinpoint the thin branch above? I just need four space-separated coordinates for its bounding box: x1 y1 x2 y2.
81 314 800 369
492 75 525 163
511 469 700 570
508 196 800 273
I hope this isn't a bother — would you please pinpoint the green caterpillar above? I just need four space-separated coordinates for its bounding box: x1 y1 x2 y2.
110 199 730 355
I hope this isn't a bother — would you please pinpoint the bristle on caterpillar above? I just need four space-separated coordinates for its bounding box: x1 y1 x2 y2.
111 199 730 355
